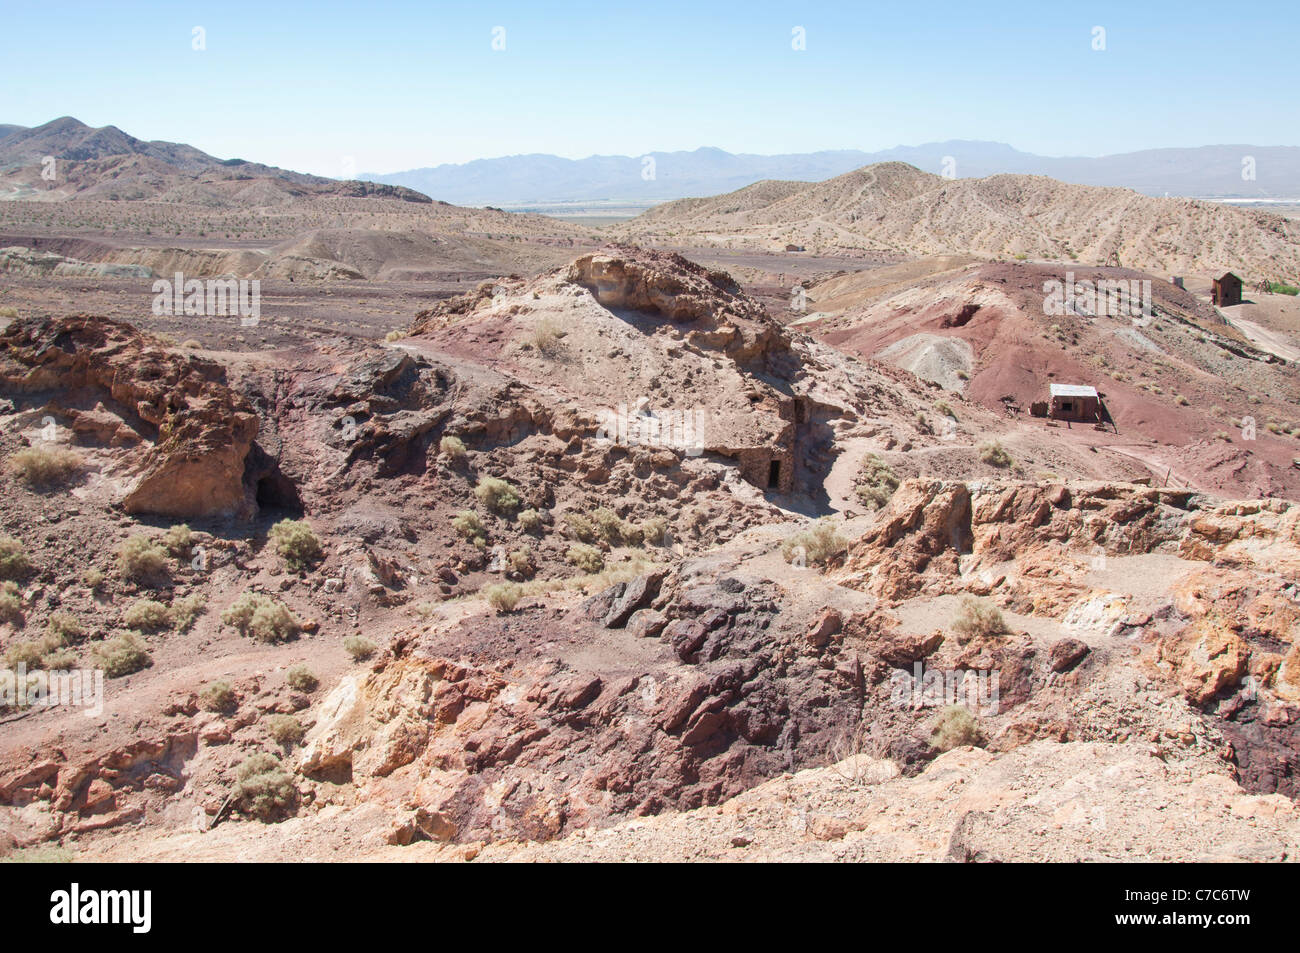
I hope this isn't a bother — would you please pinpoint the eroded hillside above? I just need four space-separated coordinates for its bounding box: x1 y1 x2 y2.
0 247 1297 863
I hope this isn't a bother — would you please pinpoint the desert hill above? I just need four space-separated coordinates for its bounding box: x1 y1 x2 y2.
0 117 430 206
795 258 1300 499
617 162 1300 278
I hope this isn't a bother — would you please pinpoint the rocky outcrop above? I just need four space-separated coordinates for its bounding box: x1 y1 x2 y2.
844 479 1197 603
0 315 259 518
296 573 869 843
564 246 783 366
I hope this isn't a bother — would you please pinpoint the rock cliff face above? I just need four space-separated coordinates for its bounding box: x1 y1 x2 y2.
0 315 259 518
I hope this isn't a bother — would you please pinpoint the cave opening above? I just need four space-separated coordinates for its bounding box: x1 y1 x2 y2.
768 459 781 489
256 472 302 516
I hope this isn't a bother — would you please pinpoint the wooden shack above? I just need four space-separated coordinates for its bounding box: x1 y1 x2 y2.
1049 383 1100 423
1212 272 1242 307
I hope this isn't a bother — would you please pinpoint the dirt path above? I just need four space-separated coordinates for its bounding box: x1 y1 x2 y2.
1225 314 1300 363
822 436 878 514
1101 444 1200 491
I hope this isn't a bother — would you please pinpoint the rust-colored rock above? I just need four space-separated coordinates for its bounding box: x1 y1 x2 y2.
0 315 259 518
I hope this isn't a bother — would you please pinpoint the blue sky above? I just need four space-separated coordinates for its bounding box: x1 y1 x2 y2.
3 0 1297 175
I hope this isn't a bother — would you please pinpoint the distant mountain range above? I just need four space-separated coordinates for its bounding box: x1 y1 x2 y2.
362 142 1300 206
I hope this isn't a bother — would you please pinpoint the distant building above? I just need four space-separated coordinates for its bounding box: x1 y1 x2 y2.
784 244 805 252
1212 272 1243 307
1049 383 1100 423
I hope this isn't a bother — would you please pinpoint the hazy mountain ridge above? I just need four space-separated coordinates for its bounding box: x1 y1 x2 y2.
363 141 1300 205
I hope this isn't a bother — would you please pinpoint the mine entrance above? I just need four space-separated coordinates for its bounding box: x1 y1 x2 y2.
768 460 781 489
254 469 303 516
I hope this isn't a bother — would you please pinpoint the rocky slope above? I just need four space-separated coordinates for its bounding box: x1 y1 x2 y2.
800 259 1300 500
617 162 1300 278
0 117 431 206
1 248 1297 863
0 315 261 518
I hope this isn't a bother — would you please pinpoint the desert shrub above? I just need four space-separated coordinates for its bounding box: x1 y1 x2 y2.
0 581 21 624
264 714 305 746
199 680 237 713
591 507 626 544
163 523 194 558
855 454 899 510
1266 280 1299 295
639 517 669 546
44 611 85 645
82 567 105 590
343 635 376 661
42 647 78 670
566 543 605 573
285 664 319 693
123 599 171 633
171 593 207 633
474 477 520 515
439 435 467 460
0 537 31 581
221 592 301 643
484 582 523 613
532 317 566 357
383 329 407 342
506 547 534 575
4 639 47 670
1175 394 1190 407
563 512 597 543
0 846 74 863
117 535 168 582
978 441 1012 468
452 510 486 541
935 401 955 418
90 633 151 678
8 446 83 488
268 519 323 572
0 306 17 318
517 508 544 533
233 753 295 821
951 596 1012 644
930 706 984 752
780 520 846 567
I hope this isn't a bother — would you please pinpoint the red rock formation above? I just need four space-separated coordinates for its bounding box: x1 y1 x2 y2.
0 315 258 518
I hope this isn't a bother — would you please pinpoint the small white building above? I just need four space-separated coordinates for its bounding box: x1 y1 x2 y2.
1049 383 1100 422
